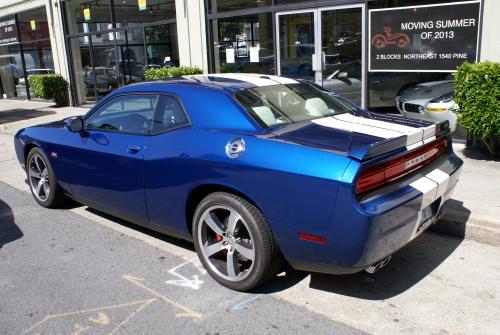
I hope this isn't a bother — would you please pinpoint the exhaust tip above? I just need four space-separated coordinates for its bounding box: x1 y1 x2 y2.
365 255 392 274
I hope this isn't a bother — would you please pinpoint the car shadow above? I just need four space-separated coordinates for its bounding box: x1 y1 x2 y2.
84 207 195 252
0 108 56 124
430 199 471 238
0 198 24 249
258 231 462 299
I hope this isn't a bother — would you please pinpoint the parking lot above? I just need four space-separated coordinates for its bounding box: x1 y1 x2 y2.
1 100 499 334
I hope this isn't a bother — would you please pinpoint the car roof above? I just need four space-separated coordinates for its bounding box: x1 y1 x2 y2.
125 73 301 92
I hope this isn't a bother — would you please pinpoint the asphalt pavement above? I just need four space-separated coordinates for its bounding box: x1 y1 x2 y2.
1 98 500 334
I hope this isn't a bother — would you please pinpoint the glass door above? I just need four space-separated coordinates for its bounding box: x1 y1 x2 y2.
276 5 365 107
276 10 316 83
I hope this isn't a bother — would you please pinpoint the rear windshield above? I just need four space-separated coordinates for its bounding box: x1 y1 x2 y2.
234 82 357 128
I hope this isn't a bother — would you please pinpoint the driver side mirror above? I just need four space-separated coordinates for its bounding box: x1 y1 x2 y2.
67 117 84 132
337 72 348 79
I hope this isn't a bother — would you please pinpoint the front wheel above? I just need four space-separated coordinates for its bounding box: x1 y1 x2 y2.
193 192 283 291
26 147 67 208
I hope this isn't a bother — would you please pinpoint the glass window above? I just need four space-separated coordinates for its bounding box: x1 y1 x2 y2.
85 94 157 134
116 29 147 83
145 24 179 68
115 0 176 27
65 0 112 35
235 83 356 128
212 13 274 75
17 7 50 42
152 95 190 133
209 0 271 14
366 0 464 111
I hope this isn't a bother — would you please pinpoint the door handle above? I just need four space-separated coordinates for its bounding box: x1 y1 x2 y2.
127 145 141 153
372 81 382 84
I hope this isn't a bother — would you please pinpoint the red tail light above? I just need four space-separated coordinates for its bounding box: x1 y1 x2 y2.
356 138 447 194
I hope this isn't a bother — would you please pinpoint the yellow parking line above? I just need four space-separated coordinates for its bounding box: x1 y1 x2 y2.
123 275 202 319
21 299 157 335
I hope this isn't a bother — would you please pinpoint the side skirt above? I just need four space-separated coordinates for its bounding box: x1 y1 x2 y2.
66 195 193 243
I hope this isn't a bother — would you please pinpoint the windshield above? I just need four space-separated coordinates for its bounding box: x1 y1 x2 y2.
234 82 357 128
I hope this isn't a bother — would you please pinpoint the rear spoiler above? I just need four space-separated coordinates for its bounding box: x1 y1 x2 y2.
348 112 451 160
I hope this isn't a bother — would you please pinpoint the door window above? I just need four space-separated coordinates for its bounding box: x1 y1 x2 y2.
85 95 157 134
152 95 190 133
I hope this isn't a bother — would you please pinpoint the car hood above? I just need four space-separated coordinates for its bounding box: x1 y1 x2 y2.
30 116 82 129
269 110 448 160
401 80 454 100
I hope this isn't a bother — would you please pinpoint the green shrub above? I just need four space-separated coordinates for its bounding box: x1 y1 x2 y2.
453 61 500 156
30 74 69 106
144 66 204 80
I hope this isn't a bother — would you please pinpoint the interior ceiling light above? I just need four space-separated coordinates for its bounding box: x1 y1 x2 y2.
254 0 264 2
122 0 125 3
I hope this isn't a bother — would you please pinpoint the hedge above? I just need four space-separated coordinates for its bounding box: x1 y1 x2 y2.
453 61 500 156
29 74 69 106
144 66 204 80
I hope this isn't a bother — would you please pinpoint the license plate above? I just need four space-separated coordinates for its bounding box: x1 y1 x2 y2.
417 204 434 232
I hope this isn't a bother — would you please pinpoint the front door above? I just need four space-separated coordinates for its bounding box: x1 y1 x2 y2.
276 5 365 107
60 94 158 221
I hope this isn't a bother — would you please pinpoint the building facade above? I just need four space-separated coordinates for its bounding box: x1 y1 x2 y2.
0 0 497 110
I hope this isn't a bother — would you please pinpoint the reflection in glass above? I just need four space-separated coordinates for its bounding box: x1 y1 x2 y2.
69 37 92 105
319 8 363 105
278 12 315 81
116 29 147 84
115 0 176 26
145 24 179 68
18 8 51 42
65 0 112 35
212 13 274 75
209 0 271 14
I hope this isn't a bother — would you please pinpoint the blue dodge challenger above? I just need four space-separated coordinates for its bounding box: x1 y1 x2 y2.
14 74 463 291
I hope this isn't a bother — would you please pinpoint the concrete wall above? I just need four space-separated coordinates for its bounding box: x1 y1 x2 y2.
175 0 208 72
480 0 500 62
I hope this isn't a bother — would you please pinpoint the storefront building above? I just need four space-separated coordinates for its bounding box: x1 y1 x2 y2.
0 0 497 110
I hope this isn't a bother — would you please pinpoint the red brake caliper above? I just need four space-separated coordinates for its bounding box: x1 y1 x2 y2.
215 234 228 257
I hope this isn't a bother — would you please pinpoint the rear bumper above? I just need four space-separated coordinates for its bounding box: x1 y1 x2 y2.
272 151 463 274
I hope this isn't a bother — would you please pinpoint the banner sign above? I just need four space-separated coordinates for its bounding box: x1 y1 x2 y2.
30 20 36 30
369 1 480 72
0 16 18 44
138 0 147 11
84 8 91 21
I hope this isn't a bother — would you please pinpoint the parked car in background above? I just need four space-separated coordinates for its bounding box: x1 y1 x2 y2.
19 69 55 85
114 60 147 81
395 80 457 132
14 74 462 291
322 61 445 107
83 67 119 97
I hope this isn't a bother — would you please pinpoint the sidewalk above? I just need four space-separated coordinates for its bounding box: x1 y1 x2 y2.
1 99 499 246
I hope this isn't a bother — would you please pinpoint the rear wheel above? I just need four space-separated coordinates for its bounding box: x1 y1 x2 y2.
193 192 283 291
27 147 67 208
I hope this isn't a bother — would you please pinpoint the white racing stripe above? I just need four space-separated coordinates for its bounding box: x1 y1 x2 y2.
207 73 298 86
312 117 402 139
425 169 450 199
409 177 438 211
333 113 424 146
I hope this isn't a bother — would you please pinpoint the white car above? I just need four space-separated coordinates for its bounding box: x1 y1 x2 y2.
19 69 55 85
395 80 458 132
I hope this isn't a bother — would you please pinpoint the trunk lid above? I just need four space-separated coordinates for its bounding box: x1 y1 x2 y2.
271 110 449 160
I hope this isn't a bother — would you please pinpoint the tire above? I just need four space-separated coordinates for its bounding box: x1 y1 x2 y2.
26 147 67 208
192 192 283 291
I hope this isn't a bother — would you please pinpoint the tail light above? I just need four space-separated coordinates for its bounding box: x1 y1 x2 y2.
356 138 447 194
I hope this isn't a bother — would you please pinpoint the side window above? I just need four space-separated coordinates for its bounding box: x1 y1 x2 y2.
85 95 157 134
152 95 190 133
